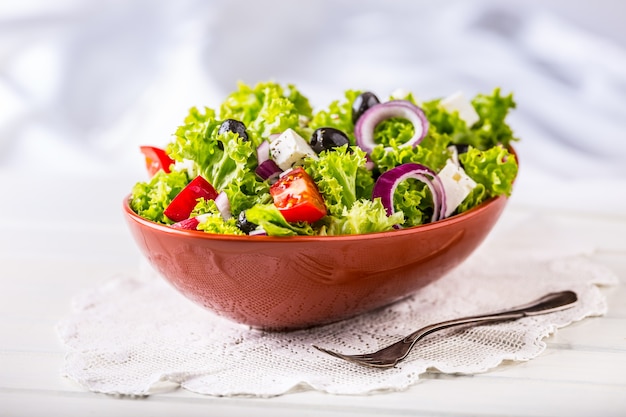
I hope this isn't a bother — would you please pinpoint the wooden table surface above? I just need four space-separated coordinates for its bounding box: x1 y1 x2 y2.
1 173 625 417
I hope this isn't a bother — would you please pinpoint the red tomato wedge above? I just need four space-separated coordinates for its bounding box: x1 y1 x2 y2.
269 167 327 223
140 146 175 177
164 176 218 222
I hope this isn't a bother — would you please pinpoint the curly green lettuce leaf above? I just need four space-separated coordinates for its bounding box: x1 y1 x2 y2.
244 204 316 236
420 99 473 144
393 178 436 227
369 129 451 174
456 145 518 212
373 117 415 148
420 88 517 150
191 199 244 235
167 107 257 192
219 81 313 145
323 199 404 235
222 170 271 216
309 89 361 145
129 170 190 224
303 145 374 216
471 88 518 149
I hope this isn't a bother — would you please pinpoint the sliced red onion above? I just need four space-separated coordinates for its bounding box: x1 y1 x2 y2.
170 213 209 230
372 163 447 225
256 140 271 164
268 133 281 142
355 100 429 154
248 227 267 236
170 217 200 230
255 159 282 181
215 192 232 220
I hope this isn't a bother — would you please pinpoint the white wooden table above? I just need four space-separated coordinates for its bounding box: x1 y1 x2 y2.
1 173 625 417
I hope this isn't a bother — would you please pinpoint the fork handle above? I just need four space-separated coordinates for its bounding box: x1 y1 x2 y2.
403 290 578 344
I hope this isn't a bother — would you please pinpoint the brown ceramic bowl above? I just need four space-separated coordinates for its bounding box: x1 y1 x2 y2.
123 191 510 330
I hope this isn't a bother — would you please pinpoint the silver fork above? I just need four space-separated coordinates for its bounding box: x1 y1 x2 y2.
313 290 578 368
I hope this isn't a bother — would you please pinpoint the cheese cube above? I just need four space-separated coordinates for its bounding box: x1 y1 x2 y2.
440 91 480 127
172 158 198 178
438 159 477 217
269 128 317 170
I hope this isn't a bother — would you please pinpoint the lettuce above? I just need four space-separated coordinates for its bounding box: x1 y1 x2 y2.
471 88 517 149
323 199 404 235
420 99 473 145
219 81 313 146
420 87 517 150
369 130 451 174
457 145 518 212
167 108 258 192
222 170 271 216
244 204 315 236
130 170 189 224
303 145 374 216
192 199 244 235
392 178 436 227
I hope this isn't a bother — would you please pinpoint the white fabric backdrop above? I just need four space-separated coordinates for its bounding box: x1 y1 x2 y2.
1 0 625 214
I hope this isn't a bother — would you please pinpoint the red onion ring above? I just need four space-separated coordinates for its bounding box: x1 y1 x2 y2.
355 100 429 154
372 163 447 225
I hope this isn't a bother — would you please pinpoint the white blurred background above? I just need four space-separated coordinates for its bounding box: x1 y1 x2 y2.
1 0 625 214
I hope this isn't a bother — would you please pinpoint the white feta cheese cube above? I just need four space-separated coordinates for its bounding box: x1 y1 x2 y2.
440 91 480 127
172 158 198 178
269 128 318 170
447 145 460 166
438 159 477 217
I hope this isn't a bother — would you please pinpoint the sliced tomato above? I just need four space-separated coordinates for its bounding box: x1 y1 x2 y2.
164 176 218 222
269 167 327 223
140 146 175 177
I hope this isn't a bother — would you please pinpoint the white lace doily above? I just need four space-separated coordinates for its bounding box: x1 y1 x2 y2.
57 214 618 397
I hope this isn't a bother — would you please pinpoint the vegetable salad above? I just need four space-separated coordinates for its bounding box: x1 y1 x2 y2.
130 81 518 236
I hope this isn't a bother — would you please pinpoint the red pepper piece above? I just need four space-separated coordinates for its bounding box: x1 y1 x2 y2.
164 176 218 222
140 146 175 177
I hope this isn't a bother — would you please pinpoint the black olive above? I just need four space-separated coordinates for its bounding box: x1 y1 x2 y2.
310 127 350 154
454 144 470 155
218 119 249 141
236 210 257 234
352 91 380 123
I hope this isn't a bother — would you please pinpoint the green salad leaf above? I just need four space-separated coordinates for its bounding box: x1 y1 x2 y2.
223 171 271 216
457 145 518 212
245 204 316 236
192 199 244 235
130 170 189 224
219 81 313 146
471 88 518 149
369 129 451 174
167 112 256 192
323 199 404 235
303 145 373 216
420 87 517 150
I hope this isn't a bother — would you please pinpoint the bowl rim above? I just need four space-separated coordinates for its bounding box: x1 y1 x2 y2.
123 193 505 243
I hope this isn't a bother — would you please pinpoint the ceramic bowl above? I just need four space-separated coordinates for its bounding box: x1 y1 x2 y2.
123 191 510 330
